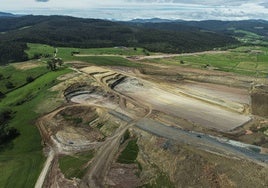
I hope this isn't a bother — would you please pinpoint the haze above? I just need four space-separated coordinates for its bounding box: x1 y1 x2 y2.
2 0 268 20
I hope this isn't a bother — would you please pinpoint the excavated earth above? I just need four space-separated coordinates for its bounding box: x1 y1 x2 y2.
36 62 268 188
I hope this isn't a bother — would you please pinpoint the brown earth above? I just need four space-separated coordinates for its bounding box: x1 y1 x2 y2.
12 60 45 70
36 59 268 188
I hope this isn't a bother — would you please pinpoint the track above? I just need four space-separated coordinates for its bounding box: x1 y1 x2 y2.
70 67 152 187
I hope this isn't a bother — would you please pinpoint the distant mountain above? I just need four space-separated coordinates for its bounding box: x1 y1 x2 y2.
130 18 179 23
0 12 16 17
0 15 239 65
0 15 237 54
125 19 268 39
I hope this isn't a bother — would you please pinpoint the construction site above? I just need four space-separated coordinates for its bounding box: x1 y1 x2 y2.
36 58 268 188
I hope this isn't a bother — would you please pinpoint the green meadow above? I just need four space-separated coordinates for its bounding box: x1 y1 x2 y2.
141 46 268 77
26 43 148 67
0 67 71 188
59 151 94 179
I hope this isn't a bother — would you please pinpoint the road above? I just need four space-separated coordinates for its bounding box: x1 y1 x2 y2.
34 150 55 188
135 118 268 164
73 50 227 60
35 64 266 187
80 117 148 188
67 66 152 187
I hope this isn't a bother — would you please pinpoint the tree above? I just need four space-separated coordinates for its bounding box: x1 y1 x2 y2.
47 57 63 71
33 53 42 59
0 91 5 99
26 76 34 83
0 109 20 146
5 81 14 89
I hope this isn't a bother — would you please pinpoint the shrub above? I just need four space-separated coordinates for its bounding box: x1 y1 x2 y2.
5 81 15 89
26 76 34 83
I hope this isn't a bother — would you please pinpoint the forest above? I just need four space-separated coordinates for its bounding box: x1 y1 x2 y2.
0 15 240 65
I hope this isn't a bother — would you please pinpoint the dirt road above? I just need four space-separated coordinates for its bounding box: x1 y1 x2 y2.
80 118 146 188
35 63 264 187
73 67 152 187
73 50 227 60
34 150 55 188
136 118 268 164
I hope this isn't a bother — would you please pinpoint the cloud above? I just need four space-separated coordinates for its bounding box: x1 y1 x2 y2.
35 0 49 2
261 3 268 8
1 0 268 20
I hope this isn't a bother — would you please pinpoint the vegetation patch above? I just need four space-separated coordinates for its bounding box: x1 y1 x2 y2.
59 151 94 179
0 42 28 65
76 56 140 67
141 46 268 77
26 43 55 59
0 109 19 148
0 65 49 94
0 68 71 188
141 172 175 188
26 43 142 67
117 139 139 164
61 113 83 125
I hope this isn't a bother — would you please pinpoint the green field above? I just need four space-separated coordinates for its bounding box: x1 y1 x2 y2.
26 44 55 59
76 56 141 67
142 172 175 188
117 139 139 164
0 65 48 94
141 46 268 77
0 67 71 188
59 151 94 179
233 29 268 45
27 43 150 59
26 43 146 67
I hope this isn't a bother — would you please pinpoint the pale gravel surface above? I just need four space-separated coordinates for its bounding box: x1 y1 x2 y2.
115 77 251 131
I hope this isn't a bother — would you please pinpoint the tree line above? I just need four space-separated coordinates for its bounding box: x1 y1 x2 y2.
0 109 20 149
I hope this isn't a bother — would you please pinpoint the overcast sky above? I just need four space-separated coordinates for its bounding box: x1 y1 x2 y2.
2 0 268 20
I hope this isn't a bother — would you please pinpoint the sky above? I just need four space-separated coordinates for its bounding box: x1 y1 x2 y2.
2 0 268 21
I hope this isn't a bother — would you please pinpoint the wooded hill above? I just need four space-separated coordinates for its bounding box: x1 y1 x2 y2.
0 15 240 65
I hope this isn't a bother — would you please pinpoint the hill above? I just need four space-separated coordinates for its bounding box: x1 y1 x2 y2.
130 18 178 23
126 19 268 43
0 12 16 17
0 15 239 65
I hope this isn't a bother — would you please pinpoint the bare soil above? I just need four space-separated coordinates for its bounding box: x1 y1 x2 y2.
12 60 44 70
36 60 268 188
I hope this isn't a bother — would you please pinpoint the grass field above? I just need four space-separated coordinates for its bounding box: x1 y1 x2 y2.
26 44 55 59
59 151 94 179
26 43 144 67
27 43 150 58
0 67 72 188
0 65 48 94
141 46 268 77
232 29 268 45
75 56 141 67
142 172 175 188
117 139 139 164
